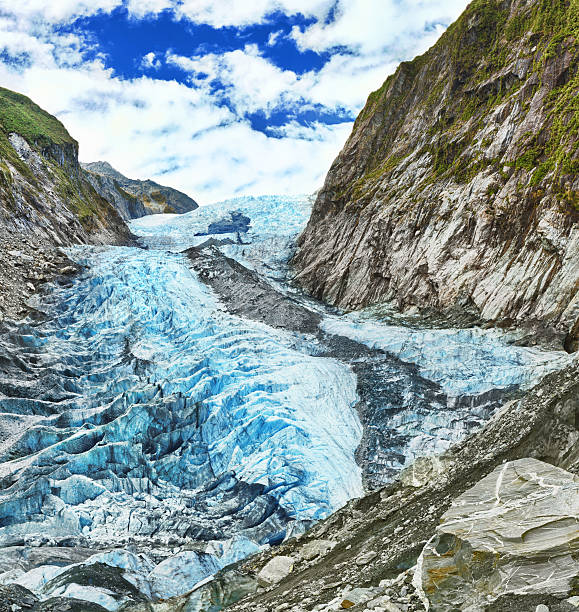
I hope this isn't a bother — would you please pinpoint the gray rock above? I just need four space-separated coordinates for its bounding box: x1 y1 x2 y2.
341 587 373 608
257 556 295 588
0 90 133 322
299 540 336 561
82 160 198 219
535 605 550 612
291 0 579 349
417 458 579 611
59 266 77 275
355 550 378 566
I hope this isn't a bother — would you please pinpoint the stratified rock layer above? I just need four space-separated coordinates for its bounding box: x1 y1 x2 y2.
417 458 579 610
293 0 579 347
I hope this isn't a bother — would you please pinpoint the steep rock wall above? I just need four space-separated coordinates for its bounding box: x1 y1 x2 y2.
0 87 133 319
293 0 579 349
82 170 148 221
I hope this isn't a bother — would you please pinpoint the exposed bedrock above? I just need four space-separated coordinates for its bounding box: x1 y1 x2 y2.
82 161 199 218
0 193 574 610
0 87 133 320
292 0 579 349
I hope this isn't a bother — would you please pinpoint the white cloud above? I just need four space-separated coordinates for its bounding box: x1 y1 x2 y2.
167 44 400 119
141 52 161 70
126 0 173 18
167 45 299 116
267 31 284 47
175 0 333 28
291 0 467 55
0 0 123 23
0 0 334 27
0 48 350 202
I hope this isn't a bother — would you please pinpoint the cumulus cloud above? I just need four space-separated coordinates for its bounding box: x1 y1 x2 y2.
0 0 470 202
167 45 300 116
290 0 467 55
0 0 123 23
174 0 333 28
141 52 162 70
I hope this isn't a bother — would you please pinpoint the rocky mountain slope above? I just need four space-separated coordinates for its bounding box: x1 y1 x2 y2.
293 0 579 351
0 87 133 320
82 161 198 219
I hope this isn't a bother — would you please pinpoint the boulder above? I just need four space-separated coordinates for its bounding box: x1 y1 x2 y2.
341 587 374 608
299 540 336 561
356 550 378 566
416 458 579 611
257 556 295 588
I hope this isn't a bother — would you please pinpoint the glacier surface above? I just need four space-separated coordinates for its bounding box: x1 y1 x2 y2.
322 313 570 397
0 194 571 607
131 194 313 279
0 245 362 542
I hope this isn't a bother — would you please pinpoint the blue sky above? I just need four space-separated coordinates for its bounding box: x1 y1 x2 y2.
0 0 469 203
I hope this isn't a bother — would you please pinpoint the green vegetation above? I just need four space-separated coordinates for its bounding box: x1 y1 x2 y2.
0 87 76 150
0 86 119 230
350 154 409 200
150 190 167 204
349 0 578 206
443 0 509 78
53 161 118 229
0 87 77 184
114 180 140 203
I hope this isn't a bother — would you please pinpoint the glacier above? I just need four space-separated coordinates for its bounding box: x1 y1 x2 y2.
131 194 313 279
0 194 572 608
322 311 570 396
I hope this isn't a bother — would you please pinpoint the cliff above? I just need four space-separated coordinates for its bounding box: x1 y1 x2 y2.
293 0 579 350
0 87 133 319
82 160 199 219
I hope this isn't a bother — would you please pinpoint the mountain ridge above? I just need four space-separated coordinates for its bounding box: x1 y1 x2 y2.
0 86 133 319
292 0 579 351
82 160 199 220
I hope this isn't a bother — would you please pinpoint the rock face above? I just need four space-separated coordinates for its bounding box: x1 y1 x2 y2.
417 458 579 611
0 194 569 611
82 160 198 218
293 0 579 348
82 165 148 221
0 86 133 319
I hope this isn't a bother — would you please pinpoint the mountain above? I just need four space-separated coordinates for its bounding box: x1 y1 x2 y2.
0 86 132 320
82 160 198 220
293 0 579 351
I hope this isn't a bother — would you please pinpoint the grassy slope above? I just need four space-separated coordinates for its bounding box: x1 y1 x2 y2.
352 0 578 209
0 86 76 149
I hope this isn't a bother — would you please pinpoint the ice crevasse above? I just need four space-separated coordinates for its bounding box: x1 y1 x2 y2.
0 242 363 579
